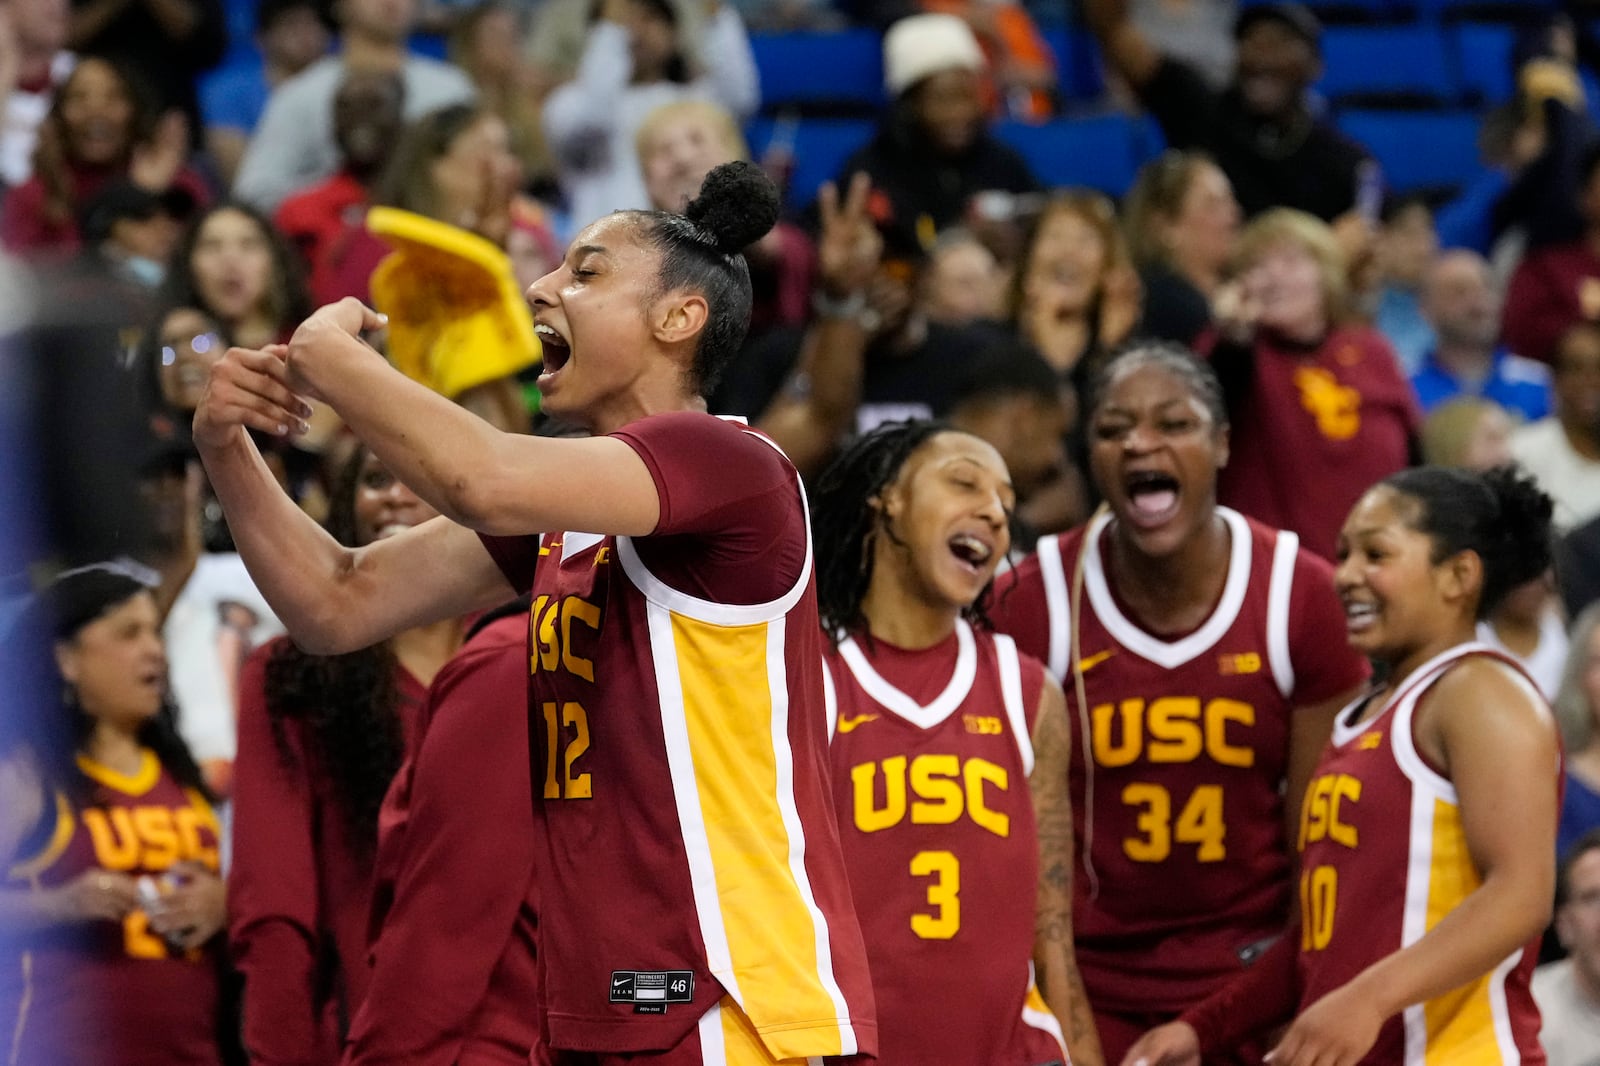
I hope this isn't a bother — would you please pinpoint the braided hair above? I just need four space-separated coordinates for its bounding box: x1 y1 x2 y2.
813 420 1003 643
261 446 405 856
623 160 780 395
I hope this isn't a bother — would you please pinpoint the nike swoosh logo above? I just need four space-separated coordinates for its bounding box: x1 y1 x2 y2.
836 714 878 734
1077 650 1115 673
612 977 630 987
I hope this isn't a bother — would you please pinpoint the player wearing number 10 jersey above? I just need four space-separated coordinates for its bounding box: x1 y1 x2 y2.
811 423 1103 1066
988 347 1367 1062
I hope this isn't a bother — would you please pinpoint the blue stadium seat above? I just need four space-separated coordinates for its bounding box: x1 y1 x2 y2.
1039 23 1106 105
1412 0 1557 19
750 31 885 117
1451 22 1516 105
1318 26 1457 106
1239 0 1390 20
746 117 876 213
1337 109 1485 192
994 114 1157 195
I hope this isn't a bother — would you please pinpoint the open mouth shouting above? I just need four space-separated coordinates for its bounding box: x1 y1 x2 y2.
1123 469 1181 529
947 530 996 576
535 322 571 381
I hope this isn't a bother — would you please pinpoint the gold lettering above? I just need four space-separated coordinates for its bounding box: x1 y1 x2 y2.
560 598 601 682
1093 700 1143 767
1205 699 1256 767
852 757 907 833
963 758 1009 837
910 755 963 825
83 809 140 871
1147 698 1203 762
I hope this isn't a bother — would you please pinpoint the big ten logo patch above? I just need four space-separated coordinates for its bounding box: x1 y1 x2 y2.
851 754 1011 837
1090 697 1255 768
962 714 1004 735
83 802 219 873
1218 652 1261 676
1292 366 1361 441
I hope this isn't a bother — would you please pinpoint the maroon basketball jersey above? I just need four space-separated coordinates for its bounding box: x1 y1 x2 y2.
990 508 1366 1013
823 622 1068 1065
1297 644 1549 1065
478 415 874 1058
3 751 223 1066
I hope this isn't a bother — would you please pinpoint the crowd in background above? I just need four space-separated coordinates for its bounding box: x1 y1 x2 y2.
6 0 1600 1061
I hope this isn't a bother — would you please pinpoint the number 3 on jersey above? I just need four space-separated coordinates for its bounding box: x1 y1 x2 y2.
910 850 959 939
1121 783 1226 862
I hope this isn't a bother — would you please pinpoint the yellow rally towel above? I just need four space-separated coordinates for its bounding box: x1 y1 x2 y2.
366 206 540 400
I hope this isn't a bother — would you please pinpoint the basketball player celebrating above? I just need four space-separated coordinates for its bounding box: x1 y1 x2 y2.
192 162 876 1064
1124 466 1560 1066
988 345 1369 1063
811 421 1105 1066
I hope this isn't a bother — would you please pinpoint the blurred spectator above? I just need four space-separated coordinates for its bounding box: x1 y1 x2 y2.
1559 512 1600 620
448 1 552 193
67 0 225 138
1504 143 1600 366
636 99 815 339
522 0 589 84
1554 617 1600 880
944 338 1080 536
1129 0 1235 90
0 566 229 1066
1411 250 1551 422
274 69 405 304
541 0 758 233
1475 571 1568 700
1084 0 1371 222
1011 190 1140 390
1535 830 1600 1066
1202 208 1419 560
0 0 75 188
230 445 463 1066
199 0 333 188
233 0 474 213
832 13 1038 260
1372 195 1439 375
76 178 192 296
1122 149 1240 347
1511 321 1600 532
1420 396 1515 471
137 303 222 430
920 0 1057 119
133 434 281 797
159 200 311 350
1 56 207 255
919 226 1005 328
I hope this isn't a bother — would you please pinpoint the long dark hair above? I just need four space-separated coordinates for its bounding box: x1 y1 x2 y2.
35 565 210 806
261 447 405 855
812 420 999 642
157 201 311 344
33 57 160 230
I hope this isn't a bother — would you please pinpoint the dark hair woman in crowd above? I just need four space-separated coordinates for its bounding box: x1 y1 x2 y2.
811 420 1105 1065
1127 467 1560 1066
0 566 227 1065
227 447 464 1065
1 58 208 255
160 201 312 352
989 344 1368 1064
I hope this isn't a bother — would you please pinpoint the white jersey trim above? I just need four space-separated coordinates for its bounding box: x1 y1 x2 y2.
1022 962 1069 1060
615 431 814 627
698 1001 728 1064
646 600 742 1002
836 620 978 731
560 530 605 562
1265 529 1299 702
766 619 858 1056
1036 534 1072 680
995 634 1034 777
1082 507 1254 669
821 658 838 740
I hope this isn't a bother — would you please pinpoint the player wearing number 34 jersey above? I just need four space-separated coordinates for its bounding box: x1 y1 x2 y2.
988 347 1368 1063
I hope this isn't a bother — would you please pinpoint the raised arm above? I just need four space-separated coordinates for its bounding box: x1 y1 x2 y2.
1081 0 1163 91
193 348 514 654
1030 672 1105 1066
1269 660 1559 1066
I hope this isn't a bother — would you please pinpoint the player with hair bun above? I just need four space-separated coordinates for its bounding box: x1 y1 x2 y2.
193 161 877 1064
1126 466 1562 1066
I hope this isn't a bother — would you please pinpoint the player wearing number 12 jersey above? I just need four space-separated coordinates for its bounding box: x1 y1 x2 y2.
811 422 1103 1066
988 347 1367 1063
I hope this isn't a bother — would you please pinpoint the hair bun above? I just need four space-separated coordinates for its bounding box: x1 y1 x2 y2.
685 161 780 255
1483 465 1555 588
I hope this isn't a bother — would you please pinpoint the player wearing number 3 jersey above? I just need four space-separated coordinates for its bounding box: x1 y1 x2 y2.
811 422 1104 1066
988 346 1368 1064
